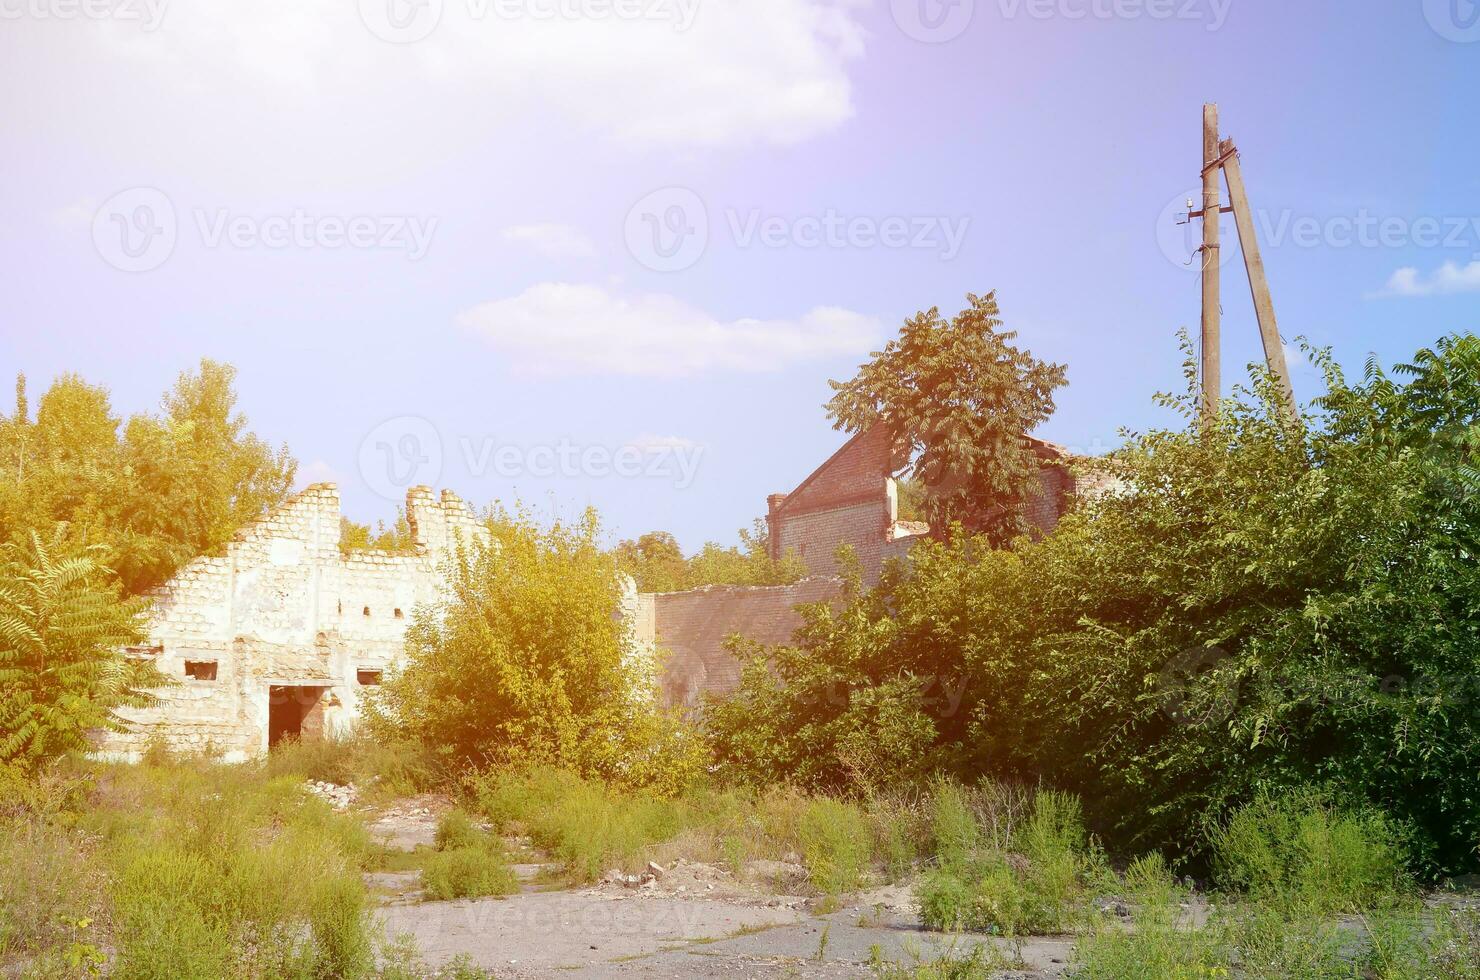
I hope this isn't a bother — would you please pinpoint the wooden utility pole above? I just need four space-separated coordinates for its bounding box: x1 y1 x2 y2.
1189 104 1298 425
1221 137 1297 420
1199 104 1221 425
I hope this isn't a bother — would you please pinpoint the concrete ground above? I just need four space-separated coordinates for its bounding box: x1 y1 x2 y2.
360 792 1071 977
377 893 1073 978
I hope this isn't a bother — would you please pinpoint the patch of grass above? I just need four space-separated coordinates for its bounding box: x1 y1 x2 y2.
435 809 484 852
799 797 872 895
920 785 1099 936
0 813 107 961
421 845 520 901
868 939 1022 978
262 733 445 802
1207 791 1411 914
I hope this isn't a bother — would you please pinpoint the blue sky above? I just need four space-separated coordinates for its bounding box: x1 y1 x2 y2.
1 0 1476 550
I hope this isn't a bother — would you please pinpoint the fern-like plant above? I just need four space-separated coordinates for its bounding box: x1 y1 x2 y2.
0 525 164 769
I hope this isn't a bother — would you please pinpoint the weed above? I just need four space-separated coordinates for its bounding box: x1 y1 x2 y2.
1207 791 1410 914
420 845 519 901
799 797 872 895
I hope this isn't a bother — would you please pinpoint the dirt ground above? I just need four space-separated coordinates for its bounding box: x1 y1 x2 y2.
361 793 1074 978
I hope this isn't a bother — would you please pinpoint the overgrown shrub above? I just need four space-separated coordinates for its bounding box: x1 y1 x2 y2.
262 733 445 800
706 335 1480 875
920 786 1098 936
91 759 375 979
1207 792 1410 913
798 798 872 895
364 507 704 791
421 846 519 901
435 809 483 852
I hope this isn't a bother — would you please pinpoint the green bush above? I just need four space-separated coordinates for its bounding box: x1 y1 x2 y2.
798 797 872 895
921 787 1096 936
1207 792 1410 913
0 815 107 960
474 767 686 881
93 759 375 979
421 845 519 901
364 507 705 791
435 809 483 852
704 335 1480 876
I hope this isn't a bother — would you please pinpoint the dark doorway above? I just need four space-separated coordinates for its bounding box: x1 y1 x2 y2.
267 685 327 748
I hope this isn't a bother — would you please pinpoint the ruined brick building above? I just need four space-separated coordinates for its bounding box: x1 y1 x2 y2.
102 484 486 761
632 425 1080 706
110 426 1080 756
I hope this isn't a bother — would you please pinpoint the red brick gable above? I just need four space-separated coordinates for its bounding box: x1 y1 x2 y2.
771 425 896 519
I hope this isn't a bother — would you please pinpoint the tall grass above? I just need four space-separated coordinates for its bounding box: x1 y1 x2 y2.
1207 791 1411 913
920 784 1102 936
471 766 936 893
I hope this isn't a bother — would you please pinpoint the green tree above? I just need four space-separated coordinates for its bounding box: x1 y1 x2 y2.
0 360 296 594
367 507 702 789
826 292 1068 544
0 529 164 770
711 334 1480 875
615 520 806 593
338 509 416 556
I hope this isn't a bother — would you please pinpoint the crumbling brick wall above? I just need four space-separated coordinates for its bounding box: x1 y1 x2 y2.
102 484 486 761
647 426 1081 707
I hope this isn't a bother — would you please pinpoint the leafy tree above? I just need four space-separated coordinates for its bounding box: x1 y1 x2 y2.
338 510 416 556
367 507 703 790
826 292 1068 544
0 529 165 770
615 520 806 593
0 360 296 594
711 334 1480 875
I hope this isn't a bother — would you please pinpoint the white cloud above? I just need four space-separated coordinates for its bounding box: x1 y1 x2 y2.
5 0 865 180
455 282 879 376
1373 261 1480 298
502 223 596 258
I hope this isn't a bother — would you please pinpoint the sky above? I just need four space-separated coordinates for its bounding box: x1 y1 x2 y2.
1 0 1476 551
